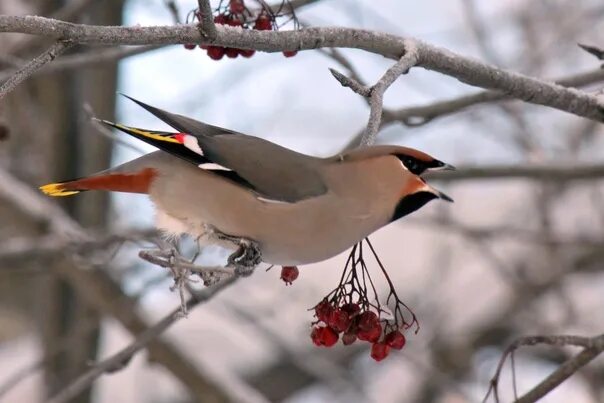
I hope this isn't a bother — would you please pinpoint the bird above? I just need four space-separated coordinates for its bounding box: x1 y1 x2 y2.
40 95 455 266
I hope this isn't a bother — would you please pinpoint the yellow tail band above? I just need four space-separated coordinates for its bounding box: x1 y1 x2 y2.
39 183 79 197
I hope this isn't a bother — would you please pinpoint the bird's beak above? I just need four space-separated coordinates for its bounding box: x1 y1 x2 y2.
423 182 454 203
432 161 456 171
436 189 454 203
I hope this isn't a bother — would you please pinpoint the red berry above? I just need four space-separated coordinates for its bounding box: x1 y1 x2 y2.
239 49 255 58
213 14 228 25
280 266 299 284
327 309 351 333
358 311 379 331
227 16 244 27
229 0 245 14
199 44 208 50
254 13 272 31
225 48 240 58
310 326 338 347
370 342 390 362
314 300 334 323
340 303 361 318
206 46 225 60
357 322 382 343
342 331 357 345
183 43 196 50
283 50 298 57
384 331 406 350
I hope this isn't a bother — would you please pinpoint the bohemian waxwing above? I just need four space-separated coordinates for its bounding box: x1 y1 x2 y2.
40 96 454 266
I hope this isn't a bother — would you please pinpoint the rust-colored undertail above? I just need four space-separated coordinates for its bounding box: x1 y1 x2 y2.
39 168 157 196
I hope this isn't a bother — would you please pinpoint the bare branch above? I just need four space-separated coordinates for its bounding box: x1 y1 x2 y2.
329 67 370 96
0 39 73 100
0 45 161 81
362 40 419 145
196 0 217 40
483 333 604 403
426 164 604 182
514 334 604 403
331 39 419 145
387 67 604 127
1 16 603 123
322 48 367 88
45 278 237 403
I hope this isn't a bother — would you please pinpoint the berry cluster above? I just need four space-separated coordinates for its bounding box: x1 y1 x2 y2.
309 239 418 362
184 0 299 60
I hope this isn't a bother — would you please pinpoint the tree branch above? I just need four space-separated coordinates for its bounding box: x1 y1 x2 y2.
0 39 73 100
514 334 604 403
45 278 237 403
1 15 603 123
483 333 604 403
387 67 604 127
0 45 161 81
362 40 419 145
426 164 604 182
196 0 217 40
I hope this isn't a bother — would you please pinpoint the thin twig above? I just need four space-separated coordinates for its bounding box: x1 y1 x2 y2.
330 39 419 145
0 39 73 100
361 40 419 145
0 45 161 82
483 333 604 403
45 277 237 403
388 67 604 127
426 164 604 182
197 0 217 40
164 0 182 24
514 335 604 403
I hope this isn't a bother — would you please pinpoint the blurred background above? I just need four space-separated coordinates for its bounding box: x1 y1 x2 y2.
0 0 603 402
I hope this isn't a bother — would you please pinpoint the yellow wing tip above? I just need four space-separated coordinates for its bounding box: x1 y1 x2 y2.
39 183 79 197
108 122 180 144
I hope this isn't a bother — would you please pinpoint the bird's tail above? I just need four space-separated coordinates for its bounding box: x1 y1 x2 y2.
39 168 157 197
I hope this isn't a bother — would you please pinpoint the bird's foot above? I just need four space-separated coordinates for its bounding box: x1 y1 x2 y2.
227 240 262 277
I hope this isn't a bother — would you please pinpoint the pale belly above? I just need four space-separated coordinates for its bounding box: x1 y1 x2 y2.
151 193 390 266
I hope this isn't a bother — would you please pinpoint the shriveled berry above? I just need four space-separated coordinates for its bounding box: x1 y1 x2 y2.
315 300 334 323
254 13 272 31
340 303 361 318
280 266 299 284
229 0 245 14
183 43 196 50
342 331 357 345
239 49 255 58
358 311 379 331
327 309 351 333
207 46 225 60
357 321 381 343
384 331 406 350
283 50 298 57
371 342 390 362
310 326 338 347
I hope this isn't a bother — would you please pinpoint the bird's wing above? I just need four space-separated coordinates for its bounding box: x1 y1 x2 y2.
107 95 328 203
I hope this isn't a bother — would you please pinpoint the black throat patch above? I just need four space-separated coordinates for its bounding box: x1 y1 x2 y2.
391 191 438 222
